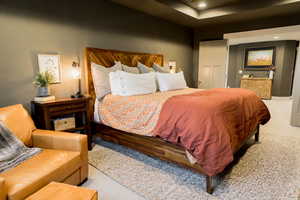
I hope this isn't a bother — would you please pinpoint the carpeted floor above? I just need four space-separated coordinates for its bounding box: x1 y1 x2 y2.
89 100 300 200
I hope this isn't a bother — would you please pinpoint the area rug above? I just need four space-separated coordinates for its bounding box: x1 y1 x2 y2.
89 101 300 200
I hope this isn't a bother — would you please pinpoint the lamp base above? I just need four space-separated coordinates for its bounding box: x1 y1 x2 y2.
71 92 84 98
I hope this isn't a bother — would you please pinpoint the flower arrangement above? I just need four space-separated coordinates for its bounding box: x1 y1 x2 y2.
33 71 54 87
33 71 54 97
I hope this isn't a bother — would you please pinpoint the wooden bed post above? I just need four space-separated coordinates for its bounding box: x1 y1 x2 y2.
255 125 260 142
206 176 214 194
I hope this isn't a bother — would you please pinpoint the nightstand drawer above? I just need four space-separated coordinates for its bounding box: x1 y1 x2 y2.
48 103 86 114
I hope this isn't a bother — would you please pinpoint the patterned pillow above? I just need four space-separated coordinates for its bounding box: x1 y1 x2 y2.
122 64 140 74
153 63 171 73
137 62 154 73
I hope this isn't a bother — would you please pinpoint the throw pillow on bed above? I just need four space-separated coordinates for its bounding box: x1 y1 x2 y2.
122 64 140 74
156 71 187 92
153 63 171 73
109 70 157 96
91 61 122 100
137 62 154 73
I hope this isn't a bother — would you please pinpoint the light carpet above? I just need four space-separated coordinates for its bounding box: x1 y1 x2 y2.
89 100 300 200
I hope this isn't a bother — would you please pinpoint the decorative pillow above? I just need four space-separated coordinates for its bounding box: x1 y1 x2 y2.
91 61 122 99
109 70 157 96
153 63 171 73
137 62 154 73
122 64 140 74
156 71 187 92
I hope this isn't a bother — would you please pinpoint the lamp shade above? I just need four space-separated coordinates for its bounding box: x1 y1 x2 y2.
168 61 176 67
71 61 81 79
72 67 80 79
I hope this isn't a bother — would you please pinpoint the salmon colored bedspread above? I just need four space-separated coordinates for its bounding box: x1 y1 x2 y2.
153 88 270 176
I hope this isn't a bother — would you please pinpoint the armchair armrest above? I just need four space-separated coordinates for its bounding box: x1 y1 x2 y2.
0 176 7 200
32 129 88 181
32 129 87 152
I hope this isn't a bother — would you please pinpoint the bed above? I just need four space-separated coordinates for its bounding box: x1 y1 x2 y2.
85 47 270 194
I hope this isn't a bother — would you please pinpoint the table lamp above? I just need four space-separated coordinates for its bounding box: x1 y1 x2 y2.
168 61 177 73
71 60 83 98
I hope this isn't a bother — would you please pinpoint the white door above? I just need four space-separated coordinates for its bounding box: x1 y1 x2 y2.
198 40 228 89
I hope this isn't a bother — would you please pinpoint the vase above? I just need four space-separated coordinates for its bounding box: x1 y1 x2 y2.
37 87 50 97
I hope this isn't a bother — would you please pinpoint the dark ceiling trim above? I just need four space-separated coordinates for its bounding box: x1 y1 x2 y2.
110 0 300 29
110 0 199 27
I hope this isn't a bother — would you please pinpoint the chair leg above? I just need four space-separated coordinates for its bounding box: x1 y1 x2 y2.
206 176 214 194
78 178 88 186
255 125 260 142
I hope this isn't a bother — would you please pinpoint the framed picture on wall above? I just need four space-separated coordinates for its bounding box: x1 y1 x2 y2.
244 47 276 71
38 54 62 83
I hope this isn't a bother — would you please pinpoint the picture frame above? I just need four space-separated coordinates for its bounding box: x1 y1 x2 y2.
38 54 62 83
244 47 276 71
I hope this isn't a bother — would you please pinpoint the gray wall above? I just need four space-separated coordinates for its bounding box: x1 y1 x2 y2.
227 41 297 96
0 0 193 109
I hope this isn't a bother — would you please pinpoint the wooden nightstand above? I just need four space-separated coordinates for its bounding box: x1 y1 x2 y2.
31 96 92 150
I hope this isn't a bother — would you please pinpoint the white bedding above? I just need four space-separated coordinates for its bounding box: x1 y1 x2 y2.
94 98 102 124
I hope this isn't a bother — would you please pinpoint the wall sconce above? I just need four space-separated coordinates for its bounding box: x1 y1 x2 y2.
168 61 177 73
71 59 83 98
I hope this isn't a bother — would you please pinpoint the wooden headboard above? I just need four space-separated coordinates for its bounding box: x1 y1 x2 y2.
85 47 164 107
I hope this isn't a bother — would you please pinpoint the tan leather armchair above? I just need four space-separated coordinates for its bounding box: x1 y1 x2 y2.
0 104 88 200
0 177 7 200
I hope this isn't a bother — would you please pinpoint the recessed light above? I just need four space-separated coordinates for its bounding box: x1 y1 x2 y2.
198 2 207 8
273 36 280 39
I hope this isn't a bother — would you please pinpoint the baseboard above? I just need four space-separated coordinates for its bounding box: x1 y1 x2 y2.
271 96 292 100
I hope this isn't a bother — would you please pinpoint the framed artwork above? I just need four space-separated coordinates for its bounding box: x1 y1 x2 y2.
244 47 275 71
38 54 61 83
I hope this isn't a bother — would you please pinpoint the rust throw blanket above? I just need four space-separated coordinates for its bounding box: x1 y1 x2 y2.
153 88 270 176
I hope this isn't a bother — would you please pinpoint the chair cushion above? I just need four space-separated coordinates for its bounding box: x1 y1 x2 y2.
25 182 97 200
0 104 36 146
0 149 81 200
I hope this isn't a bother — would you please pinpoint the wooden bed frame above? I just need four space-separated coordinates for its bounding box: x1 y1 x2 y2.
85 47 260 194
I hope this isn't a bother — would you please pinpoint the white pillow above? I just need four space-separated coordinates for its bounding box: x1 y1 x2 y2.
91 61 122 99
153 63 171 73
122 64 140 74
137 62 154 73
109 70 157 96
156 71 187 92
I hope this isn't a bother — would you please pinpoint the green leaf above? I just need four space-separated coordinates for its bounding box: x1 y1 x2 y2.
33 71 54 87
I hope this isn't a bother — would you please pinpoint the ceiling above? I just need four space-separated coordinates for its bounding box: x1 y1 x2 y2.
180 0 245 10
110 0 300 30
225 25 300 45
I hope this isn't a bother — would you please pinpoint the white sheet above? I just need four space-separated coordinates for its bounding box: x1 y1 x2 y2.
94 98 102 124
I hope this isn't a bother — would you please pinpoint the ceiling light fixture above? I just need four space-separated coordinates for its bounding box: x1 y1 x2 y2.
198 2 207 9
273 36 280 39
